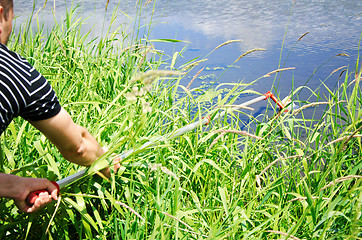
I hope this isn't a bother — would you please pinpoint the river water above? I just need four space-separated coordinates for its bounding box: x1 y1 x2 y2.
14 0 362 118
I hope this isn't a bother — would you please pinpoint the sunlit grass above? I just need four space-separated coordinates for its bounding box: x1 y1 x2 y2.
0 1 361 239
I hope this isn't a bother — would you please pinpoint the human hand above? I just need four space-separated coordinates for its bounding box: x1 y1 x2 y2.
14 177 58 213
101 158 121 178
99 147 121 178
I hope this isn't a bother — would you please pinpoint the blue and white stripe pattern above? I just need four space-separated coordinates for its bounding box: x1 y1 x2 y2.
0 44 61 134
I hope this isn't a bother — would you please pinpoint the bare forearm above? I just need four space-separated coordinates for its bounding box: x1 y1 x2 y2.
30 108 105 167
59 125 105 166
30 108 114 177
0 173 24 199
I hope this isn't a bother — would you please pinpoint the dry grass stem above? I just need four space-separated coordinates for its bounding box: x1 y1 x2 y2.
256 155 302 183
162 211 194 231
292 102 330 115
138 46 153 69
256 155 302 188
347 78 358 88
45 195 62 234
330 65 347 76
209 132 226 150
262 67 296 77
186 67 204 90
326 134 362 146
116 201 145 221
258 159 279 177
234 48 266 63
213 40 243 51
216 129 263 140
120 44 143 54
266 230 301 240
214 105 254 111
321 175 362 190
287 196 331 203
32 7 42 23
347 71 360 87
182 59 208 71
52 31 66 56
298 31 309 41
329 100 347 108
341 125 362 149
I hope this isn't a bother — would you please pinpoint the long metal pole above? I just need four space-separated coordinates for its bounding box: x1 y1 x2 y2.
26 92 283 204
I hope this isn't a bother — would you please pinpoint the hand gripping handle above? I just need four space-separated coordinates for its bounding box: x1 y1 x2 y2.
25 181 60 206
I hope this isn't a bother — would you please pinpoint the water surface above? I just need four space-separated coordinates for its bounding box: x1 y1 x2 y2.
14 0 362 117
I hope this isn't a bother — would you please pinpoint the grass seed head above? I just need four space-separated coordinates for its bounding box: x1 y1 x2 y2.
234 48 266 63
297 31 309 41
131 70 184 84
213 39 243 51
262 67 295 78
116 201 145 221
150 163 179 180
181 59 208 71
186 67 204 90
208 132 226 150
216 129 263 140
321 175 362 190
292 101 330 115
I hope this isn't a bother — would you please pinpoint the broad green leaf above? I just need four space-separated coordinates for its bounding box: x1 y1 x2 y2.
87 155 109 176
218 187 229 217
45 153 60 177
282 123 292 140
190 191 209 227
63 197 99 232
303 180 316 224
170 52 179 69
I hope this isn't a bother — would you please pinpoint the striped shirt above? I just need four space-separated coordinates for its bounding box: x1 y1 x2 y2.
0 44 61 135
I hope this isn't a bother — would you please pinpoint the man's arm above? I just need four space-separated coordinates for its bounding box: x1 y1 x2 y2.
7 107 116 212
29 107 105 167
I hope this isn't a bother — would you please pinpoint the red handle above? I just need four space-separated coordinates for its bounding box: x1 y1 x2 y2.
264 91 285 110
25 181 60 206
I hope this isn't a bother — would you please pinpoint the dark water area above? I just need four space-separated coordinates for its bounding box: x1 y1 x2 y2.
14 0 362 121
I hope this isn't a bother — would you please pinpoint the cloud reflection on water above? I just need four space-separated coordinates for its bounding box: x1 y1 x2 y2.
13 1 361 95
14 0 361 54
150 0 361 53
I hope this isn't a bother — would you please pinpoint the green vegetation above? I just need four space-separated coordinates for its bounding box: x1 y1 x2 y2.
0 1 361 239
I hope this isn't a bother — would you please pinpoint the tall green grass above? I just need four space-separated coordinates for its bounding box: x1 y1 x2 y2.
0 1 361 239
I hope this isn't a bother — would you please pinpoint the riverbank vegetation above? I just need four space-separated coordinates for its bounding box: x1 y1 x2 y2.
0 1 361 239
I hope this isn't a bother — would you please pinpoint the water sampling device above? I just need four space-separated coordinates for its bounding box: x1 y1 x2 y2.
26 91 291 205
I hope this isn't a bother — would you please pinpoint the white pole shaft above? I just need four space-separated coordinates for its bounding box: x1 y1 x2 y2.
117 94 268 159
58 94 269 186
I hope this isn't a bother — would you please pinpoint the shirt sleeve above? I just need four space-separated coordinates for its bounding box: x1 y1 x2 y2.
20 70 61 121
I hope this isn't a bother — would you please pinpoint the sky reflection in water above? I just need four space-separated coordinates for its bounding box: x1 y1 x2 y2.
14 0 361 117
